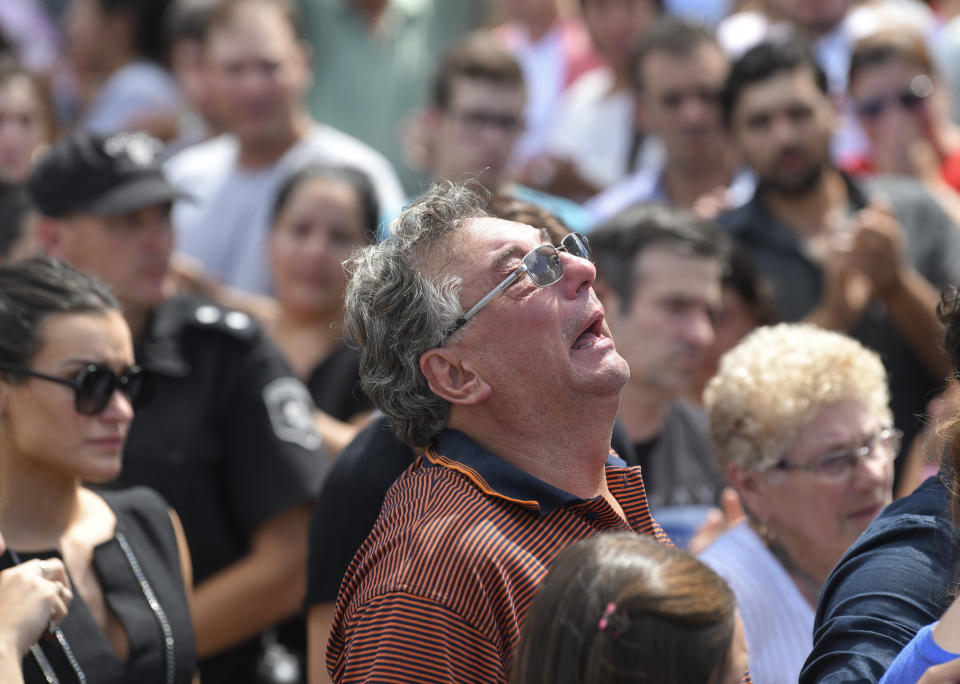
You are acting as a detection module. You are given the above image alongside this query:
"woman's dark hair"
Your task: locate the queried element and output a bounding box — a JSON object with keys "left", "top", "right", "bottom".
{"left": 96, "top": 0, "right": 175, "bottom": 64}
{"left": 937, "top": 287, "right": 960, "bottom": 534}
{"left": 0, "top": 182, "right": 32, "bottom": 260}
{"left": 0, "top": 57, "right": 57, "bottom": 147}
{"left": 271, "top": 164, "right": 380, "bottom": 243}
{"left": 0, "top": 257, "right": 118, "bottom": 373}
{"left": 511, "top": 533, "right": 737, "bottom": 684}
{"left": 724, "top": 245, "right": 779, "bottom": 326}
{"left": 163, "top": 0, "right": 216, "bottom": 48}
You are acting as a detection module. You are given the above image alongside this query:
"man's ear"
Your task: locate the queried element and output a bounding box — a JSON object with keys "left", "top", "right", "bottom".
{"left": 295, "top": 39, "right": 314, "bottom": 92}
{"left": 726, "top": 461, "right": 772, "bottom": 523}
{"left": 420, "top": 347, "right": 491, "bottom": 406}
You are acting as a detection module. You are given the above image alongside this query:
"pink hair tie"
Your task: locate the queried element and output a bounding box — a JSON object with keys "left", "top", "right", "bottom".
{"left": 597, "top": 602, "right": 630, "bottom": 636}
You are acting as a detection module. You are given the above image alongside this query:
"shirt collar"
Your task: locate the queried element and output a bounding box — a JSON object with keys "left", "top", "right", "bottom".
{"left": 424, "top": 429, "right": 625, "bottom": 516}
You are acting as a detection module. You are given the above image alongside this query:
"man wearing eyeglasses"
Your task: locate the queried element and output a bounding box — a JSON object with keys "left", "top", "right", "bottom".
{"left": 326, "top": 181, "right": 668, "bottom": 683}
{"left": 414, "top": 33, "right": 591, "bottom": 235}
{"left": 717, "top": 38, "right": 960, "bottom": 481}
{"left": 27, "top": 130, "right": 329, "bottom": 684}
{"left": 586, "top": 17, "right": 752, "bottom": 224}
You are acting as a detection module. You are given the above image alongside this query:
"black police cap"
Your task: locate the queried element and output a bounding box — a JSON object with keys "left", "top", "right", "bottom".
{"left": 27, "top": 131, "right": 187, "bottom": 218}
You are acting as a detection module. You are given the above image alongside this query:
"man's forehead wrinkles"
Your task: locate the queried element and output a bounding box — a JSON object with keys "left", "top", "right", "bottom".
{"left": 433, "top": 219, "right": 546, "bottom": 279}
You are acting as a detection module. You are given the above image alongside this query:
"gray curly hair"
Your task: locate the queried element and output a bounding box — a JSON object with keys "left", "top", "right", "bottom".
{"left": 343, "top": 181, "right": 488, "bottom": 447}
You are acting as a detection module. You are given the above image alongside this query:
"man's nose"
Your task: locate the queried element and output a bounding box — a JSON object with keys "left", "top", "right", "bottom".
{"left": 683, "top": 309, "right": 716, "bottom": 349}
{"left": 559, "top": 250, "right": 596, "bottom": 299}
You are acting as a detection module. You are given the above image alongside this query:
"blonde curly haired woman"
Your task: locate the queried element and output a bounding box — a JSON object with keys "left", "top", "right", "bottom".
{"left": 700, "top": 323, "right": 897, "bottom": 684}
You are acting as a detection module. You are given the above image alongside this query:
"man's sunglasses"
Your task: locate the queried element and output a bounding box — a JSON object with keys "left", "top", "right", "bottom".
{"left": 0, "top": 363, "right": 152, "bottom": 415}
{"left": 445, "top": 232, "right": 594, "bottom": 338}
{"left": 855, "top": 75, "right": 933, "bottom": 120}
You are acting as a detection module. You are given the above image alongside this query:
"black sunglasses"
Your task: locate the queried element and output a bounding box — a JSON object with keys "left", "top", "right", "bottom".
{"left": 0, "top": 363, "right": 152, "bottom": 415}
{"left": 855, "top": 75, "right": 933, "bottom": 120}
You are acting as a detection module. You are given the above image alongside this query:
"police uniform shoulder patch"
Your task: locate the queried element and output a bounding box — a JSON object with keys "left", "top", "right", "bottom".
{"left": 263, "top": 377, "right": 323, "bottom": 451}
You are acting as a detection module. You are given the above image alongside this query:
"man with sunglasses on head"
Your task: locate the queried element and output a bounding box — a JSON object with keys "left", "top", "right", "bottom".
{"left": 26, "top": 130, "right": 329, "bottom": 684}
{"left": 716, "top": 37, "right": 960, "bottom": 479}
{"left": 326, "top": 181, "right": 668, "bottom": 683}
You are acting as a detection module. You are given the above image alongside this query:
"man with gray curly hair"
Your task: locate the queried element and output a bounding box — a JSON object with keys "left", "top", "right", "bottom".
{"left": 325, "top": 181, "right": 668, "bottom": 683}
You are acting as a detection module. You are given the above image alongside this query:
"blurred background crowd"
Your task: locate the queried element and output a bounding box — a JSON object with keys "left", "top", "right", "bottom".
{"left": 5, "top": 0, "right": 960, "bottom": 682}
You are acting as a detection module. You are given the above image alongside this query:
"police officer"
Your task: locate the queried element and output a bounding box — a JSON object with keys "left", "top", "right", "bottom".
{"left": 28, "top": 131, "right": 329, "bottom": 683}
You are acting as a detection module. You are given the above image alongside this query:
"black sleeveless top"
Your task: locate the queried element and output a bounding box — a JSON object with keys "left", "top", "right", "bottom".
{"left": 305, "top": 343, "right": 373, "bottom": 422}
{"left": 0, "top": 487, "right": 197, "bottom": 684}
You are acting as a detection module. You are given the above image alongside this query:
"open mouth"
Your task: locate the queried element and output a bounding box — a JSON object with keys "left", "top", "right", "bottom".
{"left": 572, "top": 315, "right": 604, "bottom": 350}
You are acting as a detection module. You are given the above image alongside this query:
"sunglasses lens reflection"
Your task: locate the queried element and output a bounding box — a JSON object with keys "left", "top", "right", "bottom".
{"left": 523, "top": 233, "right": 594, "bottom": 287}
{"left": 526, "top": 245, "right": 563, "bottom": 286}
{"left": 74, "top": 367, "right": 150, "bottom": 415}
{"left": 126, "top": 371, "right": 152, "bottom": 410}
{"left": 76, "top": 368, "right": 115, "bottom": 414}
{"left": 858, "top": 87, "right": 930, "bottom": 120}
{"left": 565, "top": 233, "right": 593, "bottom": 262}
{"left": 900, "top": 92, "right": 925, "bottom": 109}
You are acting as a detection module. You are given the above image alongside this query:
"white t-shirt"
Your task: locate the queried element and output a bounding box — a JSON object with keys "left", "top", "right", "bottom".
{"left": 504, "top": 25, "right": 567, "bottom": 165}
{"left": 699, "top": 522, "right": 815, "bottom": 684}
{"left": 166, "top": 124, "right": 405, "bottom": 294}
{"left": 81, "top": 61, "right": 184, "bottom": 135}
{"left": 546, "top": 68, "right": 638, "bottom": 190}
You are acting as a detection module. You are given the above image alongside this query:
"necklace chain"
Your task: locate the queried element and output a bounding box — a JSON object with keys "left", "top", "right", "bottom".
{"left": 116, "top": 531, "right": 176, "bottom": 684}
{"left": 8, "top": 533, "right": 175, "bottom": 684}
{"left": 763, "top": 534, "right": 823, "bottom": 601}
{"left": 7, "top": 549, "right": 84, "bottom": 684}
{"left": 27, "top": 642, "right": 60, "bottom": 684}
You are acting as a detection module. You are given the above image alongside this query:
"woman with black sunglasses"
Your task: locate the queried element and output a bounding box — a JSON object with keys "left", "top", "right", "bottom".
{"left": 0, "top": 257, "right": 197, "bottom": 683}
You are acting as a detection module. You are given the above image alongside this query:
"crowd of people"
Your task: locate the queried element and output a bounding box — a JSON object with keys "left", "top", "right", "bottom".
{"left": 5, "top": 0, "right": 960, "bottom": 682}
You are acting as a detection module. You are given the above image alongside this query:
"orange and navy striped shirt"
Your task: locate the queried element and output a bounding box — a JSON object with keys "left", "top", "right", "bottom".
{"left": 326, "top": 429, "right": 668, "bottom": 683}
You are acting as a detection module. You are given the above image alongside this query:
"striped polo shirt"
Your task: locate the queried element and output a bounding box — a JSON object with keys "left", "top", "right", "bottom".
{"left": 326, "top": 428, "right": 668, "bottom": 683}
